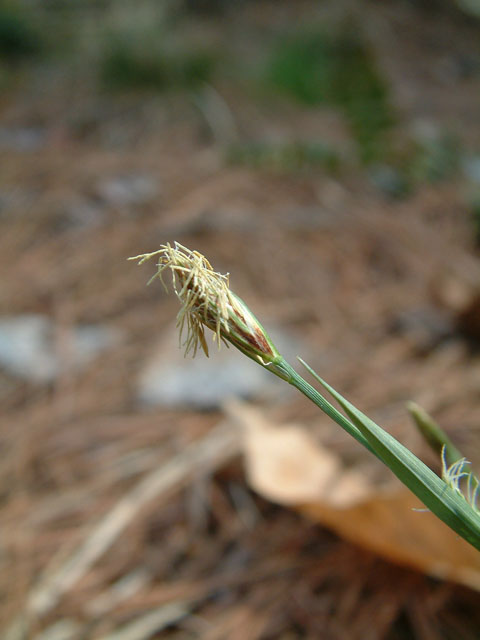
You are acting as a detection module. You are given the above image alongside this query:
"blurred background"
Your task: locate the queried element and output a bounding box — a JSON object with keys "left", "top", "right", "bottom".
{"left": 2, "top": 0, "right": 480, "bottom": 637}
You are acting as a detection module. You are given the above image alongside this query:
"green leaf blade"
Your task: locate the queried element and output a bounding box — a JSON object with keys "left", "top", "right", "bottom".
{"left": 298, "top": 358, "right": 480, "bottom": 551}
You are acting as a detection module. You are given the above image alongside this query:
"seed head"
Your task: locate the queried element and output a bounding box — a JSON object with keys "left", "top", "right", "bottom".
{"left": 129, "top": 242, "right": 281, "bottom": 366}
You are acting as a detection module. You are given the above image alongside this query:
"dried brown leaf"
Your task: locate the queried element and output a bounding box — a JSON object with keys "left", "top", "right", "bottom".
{"left": 226, "top": 400, "right": 480, "bottom": 591}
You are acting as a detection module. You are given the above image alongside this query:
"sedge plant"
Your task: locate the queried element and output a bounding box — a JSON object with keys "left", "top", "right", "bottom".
{"left": 129, "top": 242, "right": 480, "bottom": 551}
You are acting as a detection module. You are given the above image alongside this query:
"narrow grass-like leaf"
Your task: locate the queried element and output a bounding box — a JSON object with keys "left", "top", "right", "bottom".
{"left": 407, "top": 402, "right": 463, "bottom": 465}
{"left": 132, "top": 242, "right": 480, "bottom": 552}
{"left": 299, "top": 358, "right": 480, "bottom": 551}
{"left": 272, "top": 358, "right": 375, "bottom": 456}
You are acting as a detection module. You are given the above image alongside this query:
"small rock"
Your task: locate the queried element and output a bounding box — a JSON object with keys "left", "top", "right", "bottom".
{"left": 72, "top": 324, "right": 121, "bottom": 369}
{"left": 64, "top": 197, "right": 107, "bottom": 231}
{"left": 136, "top": 324, "right": 304, "bottom": 410}
{"left": 369, "top": 165, "right": 409, "bottom": 199}
{"left": 391, "top": 307, "right": 453, "bottom": 352}
{"left": 0, "top": 126, "right": 46, "bottom": 152}
{"left": 463, "top": 155, "right": 480, "bottom": 185}
{"left": 0, "top": 315, "right": 120, "bottom": 383}
{"left": 162, "top": 208, "right": 259, "bottom": 236}
{"left": 96, "top": 174, "right": 158, "bottom": 208}
{"left": 0, "top": 187, "right": 37, "bottom": 217}
{"left": 277, "top": 207, "right": 340, "bottom": 231}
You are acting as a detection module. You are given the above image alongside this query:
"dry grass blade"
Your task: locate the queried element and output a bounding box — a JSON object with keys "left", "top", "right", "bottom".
{"left": 96, "top": 602, "right": 190, "bottom": 640}
{"left": 32, "top": 620, "right": 81, "bottom": 640}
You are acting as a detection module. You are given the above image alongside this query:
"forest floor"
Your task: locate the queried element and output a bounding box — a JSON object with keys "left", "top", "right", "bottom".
{"left": 1, "top": 1, "right": 480, "bottom": 638}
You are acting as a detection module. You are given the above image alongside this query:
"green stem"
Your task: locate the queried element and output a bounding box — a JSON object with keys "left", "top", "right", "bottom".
{"left": 268, "top": 357, "right": 480, "bottom": 551}
{"left": 272, "top": 358, "right": 377, "bottom": 457}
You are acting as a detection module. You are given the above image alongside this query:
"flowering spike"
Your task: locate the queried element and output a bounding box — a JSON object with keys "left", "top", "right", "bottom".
{"left": 441, "top": 446, "right": 480, "bottom": 514}
{"left": 129, "top": 243, "right": 282, "bottom": 368}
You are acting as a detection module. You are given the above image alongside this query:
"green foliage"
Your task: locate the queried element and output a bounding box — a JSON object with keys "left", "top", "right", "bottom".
{"left": 226, "top": 141, "right": 340, "bottom": 173}
{"left": 409, "top": 133, "right": 460, "bottom": 184}
{"left": 470, "top": 193, "right": 480, "bottom": 245}
{"left": 370, "top": 132, "right": 462, "bottom": 199}
{"left": 182, "top": 0, "right": 232, "bottom": 16}
{"left": 0, "top": 2, "right": 41, "bottom": 62}
{"left": 408, "top": 402, "right": 463, "bottom": 466}
{"left": 368, "top": 165, "right": 411, "bottom": 199}
{"left": 101, "top": 35, "right": 214, "bottom": 92}
{"left": 266, "top": 28, "right": 393, "bottom": 164}
{"left": 455, "top": 0, "right": 480, "bottom": 19}
{"left": 292, "top": 358, "right": 480, "bottom": 551}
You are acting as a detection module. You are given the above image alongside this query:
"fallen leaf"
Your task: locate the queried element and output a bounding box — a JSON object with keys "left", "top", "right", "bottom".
{"left": 225, "top": 399, "right": 480, "bottom": 591}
